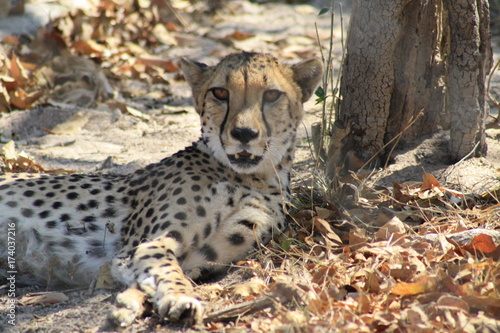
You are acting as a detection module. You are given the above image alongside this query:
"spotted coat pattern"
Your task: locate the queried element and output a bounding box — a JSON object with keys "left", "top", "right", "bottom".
{"left": 0, "top": 52, "right": 323, "bottom": 326}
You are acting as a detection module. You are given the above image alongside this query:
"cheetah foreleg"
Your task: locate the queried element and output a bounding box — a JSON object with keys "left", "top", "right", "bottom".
{"left": 133, "top": 236, "right": 203, "bottom": 325}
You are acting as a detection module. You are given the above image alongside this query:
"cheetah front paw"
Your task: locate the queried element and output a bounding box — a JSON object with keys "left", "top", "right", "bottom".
{"left": 105, "top": 287, "right": 149, "bottom": 329}
{"left": 155, "top": 293, "right": 203, "bottom": 326}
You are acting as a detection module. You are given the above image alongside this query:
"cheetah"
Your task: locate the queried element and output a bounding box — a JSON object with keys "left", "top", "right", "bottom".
{"left": 0, "top": 52, "right": 323, "bottom": 326}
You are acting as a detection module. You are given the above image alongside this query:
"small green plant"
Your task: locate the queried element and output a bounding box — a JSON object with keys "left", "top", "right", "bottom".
{"left": 300, "top": 0, "right": 346, "bottom": 204}
{"left": 313, "top": 0, "right": 345, "bottom": 167}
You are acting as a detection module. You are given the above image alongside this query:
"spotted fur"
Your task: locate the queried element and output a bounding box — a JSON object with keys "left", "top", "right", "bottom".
{"left": 0, "top": 52, "right": 323, "bottom": 326}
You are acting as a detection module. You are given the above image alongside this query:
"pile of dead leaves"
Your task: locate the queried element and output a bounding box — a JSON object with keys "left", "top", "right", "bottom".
{"left": 0, "top": 0, "right": 318, "bottom": 114}
{"left": 0, "top": 140, "right": 71, "bottom": 173}
{"left": 0, "top": 0, "right": 187, "bottom": 113}
{"left": 194, "top": 173, "right": 499, "bottom": 332}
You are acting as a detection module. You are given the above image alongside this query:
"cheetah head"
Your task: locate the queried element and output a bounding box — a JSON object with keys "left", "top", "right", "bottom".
{"left": 181, "top": 52, "right": 323, "bottom": 175}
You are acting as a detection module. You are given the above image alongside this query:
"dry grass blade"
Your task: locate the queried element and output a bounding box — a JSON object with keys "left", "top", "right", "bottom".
{"left": 203, "top": 297, "right": 274, "bottom": 323}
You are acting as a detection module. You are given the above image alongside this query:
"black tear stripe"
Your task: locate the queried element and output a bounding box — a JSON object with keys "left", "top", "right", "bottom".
{"left": 219, "top": 103, "right": 230, "bottom": 150}
{"left": 260, "top": 100, "right": 272, "bottom": 137}
{"left": 219, "top": 76, "right": 231, "bottom": 149}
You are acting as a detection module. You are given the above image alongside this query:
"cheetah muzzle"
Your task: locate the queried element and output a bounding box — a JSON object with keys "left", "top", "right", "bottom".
{"left": 0, "top": 52, "right": 323, "bottom": 327}
{"left": 228, "top": 151, "right": 262, "bottom": 168}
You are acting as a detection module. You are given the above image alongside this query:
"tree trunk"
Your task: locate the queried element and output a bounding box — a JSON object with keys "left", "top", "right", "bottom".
{"left": 326, "top": 0, "right": 491, "bottom": 179}
{"left": 445, "top": 0, "right": 491, "bottom": 162}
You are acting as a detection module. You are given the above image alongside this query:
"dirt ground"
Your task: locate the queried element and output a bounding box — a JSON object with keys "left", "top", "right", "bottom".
{"left": 0, "top": 1, "right": 499, "bottom": 332}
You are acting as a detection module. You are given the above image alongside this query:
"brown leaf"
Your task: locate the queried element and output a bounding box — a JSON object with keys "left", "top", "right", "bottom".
{"left": 364, "top": 271, "right": 381, "bottom": 293}
{"left": 271, "top": 280, "right": 307, "bottom": 304}
{"left": 374, "top": 216, "right": 406, "bottom": 241}
{"left": 226, "top": 30, "right": 255, "bottom": 41}
{"left": 315, "top": 207, "right": 333, "bottom": 220}
{"left": 357, "top": 293, "right": 372, "bottom": 313}
{"left": 10, "top": 54, "right": 29, "bottom": 87}
{"left": 2, "top": 35, "right": 19, "bottom": 45}
{"left": 439, "top": 275, "right": 463, "bottom": 295}
{"left": 387, "top": 268, "right": 414, "bottom": 282}
{"left": 236, "top": 259, "right": 262, "bottom": 270}
{"left": 294, "top": 209, "right": 315, "bottom": 231}
{"left": 312, "top": 217, "right": 342, "bottom": 243}
{"left": 73, "top": 40, "right": 106, "bottom": 55}
{"left": 436, "top": 295, "right": 469, "bottom": 312}
{"left": 421, "top": 173, "right": 440, "bottom": 190}
{"left": 20, "top": 292, "right": 69, "bottom": 306}
{"left": 136, "top": 56, "right": 179, "bottom": 72}
{"left": 466, "top": 234, "right": 498, "bottom": 254}
{"left": 165, "top": 21, "right": 177, "bottom": 32}
{"left": 462, "top": 295, "right": 500, "bottom": 316}
{"left": 345, "top": 150, "right": 365, "bottom": 173}
{"left": 230, "top": 278, "right": 266, "bottom": 299}
{"left": 392, "top": 181, "right": 404, "bottom": 201}
{"left": 310, "top": 265, "right": 336, "bottom": 285}
{"left": 9, "top": 88, "right": 44, "bottom": 109}
{"left": 4, "top": 155, "right": 45, "bottom": 173}
{"left": 0, "top": 83, "right": 10, "bottom": 113}
{"left": 348, "top": 228, "right": 369, "bottom": 250}
{"left": 95, "top": 262, "right": 117, "bottom": 289}
{"left": 391, "top": 275, "right": 437, "bottom": 296}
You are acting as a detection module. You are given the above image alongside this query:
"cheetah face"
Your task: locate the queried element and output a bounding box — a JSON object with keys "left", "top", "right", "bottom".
{"left": 182, "top": 52, "right": 323, "bottom": 174}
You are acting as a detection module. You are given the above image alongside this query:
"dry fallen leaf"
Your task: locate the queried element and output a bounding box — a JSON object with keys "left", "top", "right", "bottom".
{"left": 348, "top": 228, "right": 370, "bottom": 251}
{"left": 9, "top": 88, "right": 44, "bottom": 109}
{"left": 391, "top": 275, "right": 438, "bottom": 296}
{"left": 374, "top": 216, "right": 406, "bottom": 241}
{"left": 20, "top": 292, "right": 69, "bottom": 306}
{"left": 1, "top": 140, "right": 17, "bottom": 160}
{"left": 436, "top": 295, "right": 469, "bottom": 312}
{"left": 2, "top": 35, "right": 19, "bottom": 45}
{"left": 462, "top": 295, "right": 500, "bottom": 317}
{"left": 312, "top": 217, "right": 342, "bottom": 242}
{"left": 9, "top": 54, "right": 29, "bottom": 87}
{"left": 73, "top": 40, "right": 106, "bottom": 55}
{"left": 2, "top": 141, "right": 45, "bottom": 173}
{"left": 48, "top": 111, "right": 90, "bottom": 135}
{"left": 95, "top": 262, "right": 117, "bottom": 289}
{"left": 152, "top": 23, "right": 178, "bottom": 45}
{"left": 421, "top": 173, "right": 440, "bottom": 190}
{"left": 229, "top": 278, "right": 266, "bottom": 299}
{"left": 226, "top": 30, "right": 255, "bottom": 41}
{"left": 315, "top": 207, "right": 333, "bottom": 219}
{"left": 236, "top": 259, "right": 262, "bottom": 270}
{"left": 466, "top": 234, "right": 498, "bottom": 254}
{"left": 136, "top": 56, "right": 179, "bottom": 72}
{"left": 0, "top": 81, "right": 11, "bottom": 113}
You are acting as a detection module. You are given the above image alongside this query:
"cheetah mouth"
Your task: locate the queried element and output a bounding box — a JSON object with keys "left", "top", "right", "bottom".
{"left": 227, "top": 151, "right": 262, "bottom": 167}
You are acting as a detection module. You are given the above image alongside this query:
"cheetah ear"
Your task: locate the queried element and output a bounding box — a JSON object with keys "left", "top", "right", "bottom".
{"left": 180, "top": 58, "right": 210, "bottom": 90}
{"left": 291, "top": 58, "right": 324, "bottom": 103}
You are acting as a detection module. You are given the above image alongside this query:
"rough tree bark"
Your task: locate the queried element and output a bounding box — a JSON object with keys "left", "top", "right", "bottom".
{"left": 446, "top": 0, "right": 491, "bottom": 162}
{"left": 326, "top": 0, "right": 491, "bottom": 179}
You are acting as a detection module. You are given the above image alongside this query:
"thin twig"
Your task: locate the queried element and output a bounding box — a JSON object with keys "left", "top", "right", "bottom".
{"left": 203, "top": 297, "right": 275, "bottom": 323}
{"left": 158, "top": 0, "right": 190, "bottom": 31}
{"left": 486, "top": 59, "right": 500, "bottom": 107}
{"left": 486, "top": 59, "right": 500, "bottom": 124}
{"left": 443, "top": 140, "right": 481, "bottom": 182}
{"left": 359, "top": 110, "right": 424, "bottom": 171}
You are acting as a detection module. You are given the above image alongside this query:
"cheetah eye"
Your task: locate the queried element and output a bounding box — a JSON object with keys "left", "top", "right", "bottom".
{"left": 263, "top": 89, "right": 282, "bottom": 103}
{"left": 211, "top": 88, "right": 229, "bottom": 101}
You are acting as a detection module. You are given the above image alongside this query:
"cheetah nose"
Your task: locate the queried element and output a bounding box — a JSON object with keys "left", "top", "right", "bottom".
{"left": 230, "top": 127, "right": 259, "bottom": 144}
